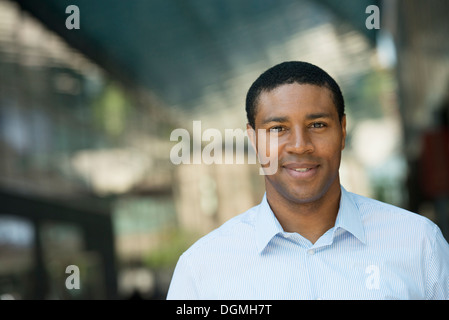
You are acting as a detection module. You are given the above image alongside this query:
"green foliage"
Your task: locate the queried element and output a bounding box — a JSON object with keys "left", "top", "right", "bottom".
{"left": 92, "top": 82, "right": 133, "bottom": 137}
{"left": 143, "top": 229, "right": 199, "bottom": 270}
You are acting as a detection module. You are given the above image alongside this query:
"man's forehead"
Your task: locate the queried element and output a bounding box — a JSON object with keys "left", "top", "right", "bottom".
{"left": 256, "top": 84, "right": 338, "bottom": 118}
{"left": 259, "top": 82, "right": 334, "bottom": 101}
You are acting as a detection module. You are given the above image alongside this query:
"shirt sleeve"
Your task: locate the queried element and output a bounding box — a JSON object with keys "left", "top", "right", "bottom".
{"left": 426, "top": 224, "right": 449, "bottom": 300}
{"left": 166, "top": 253, "right": 199, "bottom": 300}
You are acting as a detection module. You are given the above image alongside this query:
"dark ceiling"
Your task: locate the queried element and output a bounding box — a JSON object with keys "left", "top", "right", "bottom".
{"left": 13, "top": 0, "right": 380, "bottom": 112}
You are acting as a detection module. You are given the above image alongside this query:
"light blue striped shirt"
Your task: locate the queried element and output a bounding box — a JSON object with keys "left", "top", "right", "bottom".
{"left": 167, "top": 186, "right": 449, "bottom": 300}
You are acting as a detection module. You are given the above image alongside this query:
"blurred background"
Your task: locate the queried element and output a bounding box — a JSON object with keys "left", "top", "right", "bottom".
{"left": 0, "top": 0, "right": 448, "bottom": 300}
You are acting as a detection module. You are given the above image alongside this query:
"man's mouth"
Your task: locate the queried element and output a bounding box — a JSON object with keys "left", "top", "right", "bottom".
{"left": 294, "top": 168, "right": 313, "bottom": 172}
{"left": 282, "top": 163, "right": 320, "bottom": 179}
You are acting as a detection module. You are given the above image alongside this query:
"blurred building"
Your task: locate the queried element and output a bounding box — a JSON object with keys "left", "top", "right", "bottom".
{"left": 0, "top": 0, "right": 177, "bottom": 299}
{"left": 1, "top": 0, "right": 447, "bottom": 300}
{"left": 381, "top": 0, "right": 449, "bottom": 238}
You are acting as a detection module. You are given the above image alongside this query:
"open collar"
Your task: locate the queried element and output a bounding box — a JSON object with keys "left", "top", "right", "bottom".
{"left": 334, "top": 186, "right": 366, "bottom": 245}
{"left": 255, "top": 186, "right": 366, "bottom": 253}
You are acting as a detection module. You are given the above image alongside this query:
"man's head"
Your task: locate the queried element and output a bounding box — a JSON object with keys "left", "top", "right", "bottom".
{"left": 246, "top": 61, "right": 345, "bottom": 129}
{"left": 245, "top": 61, "right": 347, "bottom": 205}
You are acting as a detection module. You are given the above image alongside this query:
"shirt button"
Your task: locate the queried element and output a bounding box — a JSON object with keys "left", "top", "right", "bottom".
{"left": 307, "top": 249, "right": 315, "bottom": 255}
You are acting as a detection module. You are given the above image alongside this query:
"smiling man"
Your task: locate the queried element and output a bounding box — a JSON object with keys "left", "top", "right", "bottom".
{"left": 167, "top": 61, "right": 449, "bottom": 300}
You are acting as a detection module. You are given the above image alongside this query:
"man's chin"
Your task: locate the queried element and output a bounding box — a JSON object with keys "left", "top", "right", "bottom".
{"left": 285, "top": 191, "right": 324, "bottom": 205}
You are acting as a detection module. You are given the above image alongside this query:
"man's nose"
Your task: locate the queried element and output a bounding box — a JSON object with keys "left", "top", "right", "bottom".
{"left": 284, "top": 126, "right": 314, "bottom": 154}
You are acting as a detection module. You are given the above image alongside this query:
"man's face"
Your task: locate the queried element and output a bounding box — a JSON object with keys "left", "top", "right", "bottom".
{"left": 248, "top": 83, "right": 346, "bottom": 205}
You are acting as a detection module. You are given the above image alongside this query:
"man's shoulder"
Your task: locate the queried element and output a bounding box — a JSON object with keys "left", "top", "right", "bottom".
{"left": 349, "top": 190, "right": 437, "bottom": 232}
{"left": 179, "top": 202, "right": 260, "bottom": 259}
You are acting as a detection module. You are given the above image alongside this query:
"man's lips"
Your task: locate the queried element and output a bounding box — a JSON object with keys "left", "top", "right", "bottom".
{"left": 282, "top": 162, "right": 320, "bottom": 178}
{"left": 282, "top": 162, "right": 320, "bottom": 170}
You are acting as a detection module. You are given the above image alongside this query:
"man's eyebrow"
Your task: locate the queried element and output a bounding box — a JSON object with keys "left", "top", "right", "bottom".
{"left": 306, "top": 112, "right": 332, "bottom": 120}
{"left": 261, "top": 113, "right": 333, "bottom": 125}
{"left": 261, "top": 116, "right": 289, "bottom": 125}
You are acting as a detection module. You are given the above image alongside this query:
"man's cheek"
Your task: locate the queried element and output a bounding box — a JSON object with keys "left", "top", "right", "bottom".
{"left": 257, "top": 130, "right": 279, "bottom": 175}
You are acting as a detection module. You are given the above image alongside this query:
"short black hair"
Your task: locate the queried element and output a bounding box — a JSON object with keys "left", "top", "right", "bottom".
{"left": 245, "top": 61, "right": 345, "bottom": 128}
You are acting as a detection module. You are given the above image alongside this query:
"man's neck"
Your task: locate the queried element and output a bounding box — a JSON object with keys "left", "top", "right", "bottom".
{"left": 266, "top": 182, "right": 341, "bottom": 244}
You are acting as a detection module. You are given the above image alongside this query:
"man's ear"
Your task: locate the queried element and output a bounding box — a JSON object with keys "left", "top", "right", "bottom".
{"left": 341, "top": 115, "right": 347, "bottom": 150}
{"left": 246, "top": 123, "right": 257, "bottom": 154}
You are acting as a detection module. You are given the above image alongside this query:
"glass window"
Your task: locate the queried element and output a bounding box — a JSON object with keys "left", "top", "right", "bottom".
{"left": 0, "top": 215, "right": 35, "bottom": 300}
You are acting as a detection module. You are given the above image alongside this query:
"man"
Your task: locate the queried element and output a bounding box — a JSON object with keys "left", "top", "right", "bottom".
{"left": 167, "top": 61, "right": 449, "bottom": 299}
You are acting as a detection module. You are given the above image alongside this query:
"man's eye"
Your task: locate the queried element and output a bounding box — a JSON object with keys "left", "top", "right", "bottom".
{"left": 269, "top": 126, "right": 284, "bottom": 133}
{"left": 311, "top": 122, "right": 326, "bottom": 129}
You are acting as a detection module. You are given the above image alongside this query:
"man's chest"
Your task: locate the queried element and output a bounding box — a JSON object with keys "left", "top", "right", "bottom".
{"left": 197, "top": 242, "right": 426, "bottom": 299}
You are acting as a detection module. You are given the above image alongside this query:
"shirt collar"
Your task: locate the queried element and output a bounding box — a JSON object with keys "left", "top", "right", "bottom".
{"left": 255, "top": 193, "right": 285, "bottom": 253}
{"left": 335, "top": 186, "right": 366, "bottom": 245}
{"left": 255, "top": 185, "right": 366, "bottom": 253}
